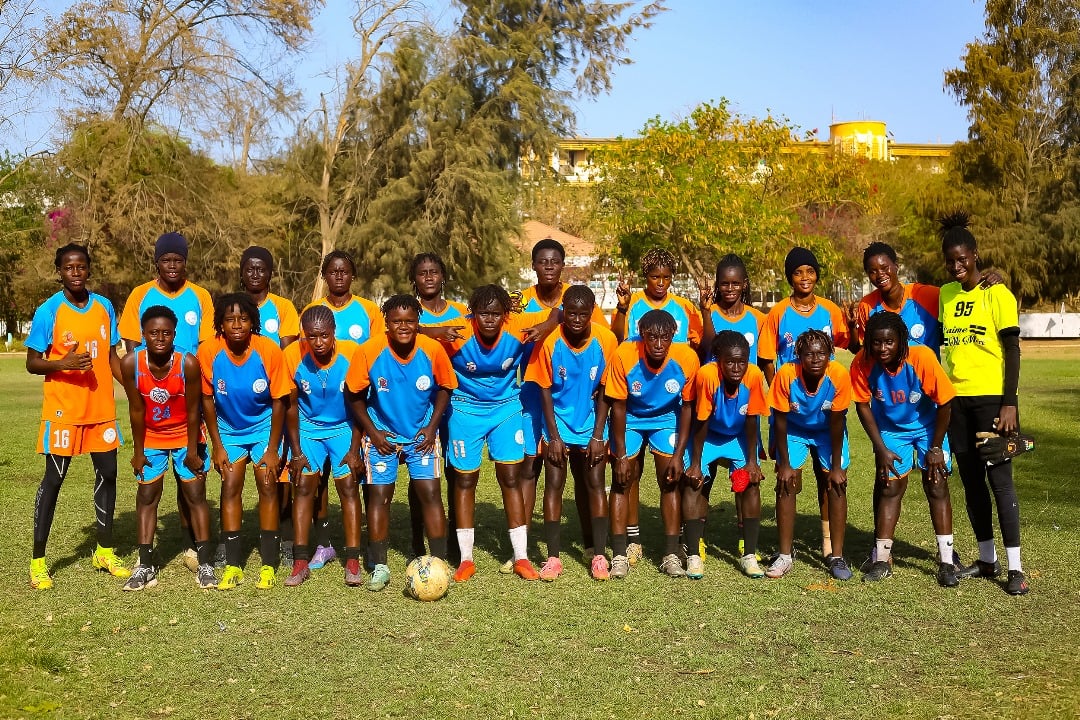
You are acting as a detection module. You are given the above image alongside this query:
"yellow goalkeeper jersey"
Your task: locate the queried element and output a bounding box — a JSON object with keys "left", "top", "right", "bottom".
{"left": 939, "top": 282, "right": 1019, "bottom": 396}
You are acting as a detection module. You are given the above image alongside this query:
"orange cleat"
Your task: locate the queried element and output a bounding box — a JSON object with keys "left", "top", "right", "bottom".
{"left": 513, "top": 559, "right": 540, "bottom": 581}
{"left": 453, "top": 559, "right": 476, "bottom": 583}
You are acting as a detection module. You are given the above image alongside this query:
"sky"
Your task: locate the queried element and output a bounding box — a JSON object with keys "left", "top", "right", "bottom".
{"left": 9, "top": 0, "right": 988, "bottom": 153}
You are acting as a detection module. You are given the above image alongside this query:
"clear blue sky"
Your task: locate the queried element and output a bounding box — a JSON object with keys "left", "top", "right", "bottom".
{"left": 12, "top": 0, "right": 988, "bottom": 152}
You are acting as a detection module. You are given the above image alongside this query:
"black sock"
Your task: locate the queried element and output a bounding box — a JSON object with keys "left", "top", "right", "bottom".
{"left": 664, "top": 534, "right": 680, "bottom": 556}
{"left": 314, "top": 517, "right": 331, "bottom": 548}
{"left": 627, "top": 524, "right": 640, "bottom": 544}
{"left": 33, "top": 455, "right": 70, "bottom": 558}
{"left": 224, "top": 532, "right": 242, "bottom": 567}
{"left": 293, "top": 544, "right": 311, "bottom": 562}
{"left": 683, "top": 519, "right": 705, "bottom": 557}
{"left": 590, "top": 516, "right": 608, "bottom": 556}
{"left": 91, "top": 451, "right": 118, "bottom": 548}
{"left": 195, "top": 541, "right": 211, "bottom": 566}
{"left": 612, "top": 533, "right": 628, "bottom": 557}
{"left": 369, "top": 539, "right": 388, "bottom": 565}
{"left": 743, "top": 518, "right": 760, "bottom": 556}
{"left": 544, "top": 520, "right": 561, "bottom": 558}
{"left": 259, "top": 530, "right": 280, "bottom": 567}
{"left": 343, "top": 546, "right": 361, "bottom": 561}
{"left": 138, "top": 543, "right": 154, "bottom": 567}
{"left": 429, "top": 535, "right": 448, "bottom": 560}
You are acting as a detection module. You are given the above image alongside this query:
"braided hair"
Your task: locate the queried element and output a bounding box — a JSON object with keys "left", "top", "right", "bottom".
{"left": 382, "top": 294, "right": 422, "bottom": 318}
{"left": 562, "top": 284, "right": 595, "bottom": 309}
{"left": 794, "top": 328, "right": 833, "bottom": 360}
{"left": 468, "top": 284, "right": 513, "bottom": 314}
{"left": 710, "top": 329, "right": 750, "bottom": 363}
{"left": 713, "top": 253, "right": 751, "bottom": 306}
{"left": 214, "top": 292, "right": 261, "bottom": 336}
{"left": 863, "top": 311, "right": 909, "bottom": 364}
{"left": 641, "top": 248, "right": 677, "bottom": 276}
{"left": 300, "top": 304, "right": 337, "bottom": 333}
{"left": 637, "top": 309, "right": 677, "bottom": 338}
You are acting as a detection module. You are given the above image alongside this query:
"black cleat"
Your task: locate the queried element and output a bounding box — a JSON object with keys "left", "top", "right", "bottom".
{"left": 1005, "top": 570, "right": 1030, "bottom": 595}
{"left": 936, "top": 562, "right": 959, "bottom": 588}
{"left": 957, "top": 559, "right": 1002, "bottom": 580}
{"left": 862, "top": 560, "right": 893, "bottom": 582}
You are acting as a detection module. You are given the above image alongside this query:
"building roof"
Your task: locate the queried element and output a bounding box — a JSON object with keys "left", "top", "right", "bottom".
{"left": 516, "top": 220, "right": 596, "bottom": 258}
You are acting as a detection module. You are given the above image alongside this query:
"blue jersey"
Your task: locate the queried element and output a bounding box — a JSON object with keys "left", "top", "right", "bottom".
{"left": 419, "top": 299, "right": 467, "bottom": 327}
{"left": 347, "top": 335, "right": 458, "bottom": 439}
{"left": 284, "top": 340, "right": 358, "bottom": 439}
{"left": 851, "top": 344, "right": 957, "bottom": 434}
{"left": 694, "top": 363, "right": 770, "bottom": 436}
{"left": 197, "top": 335, "right": 290, "bottom": 437}
{"left": 605, "top": 341, "right": 699, "bottom": 429}
{"left": 621, "top": 291, "right": 702, "bottom": 345}
{"left": 443, "top": 313, "right": 546, "bottom": 411}
{"left": 257, "top": 294, "right": 300, "bottom": 346}
{"left": 524, "top": 325, "right": 619, "bottom": 438}
{"left": 759, "top": 298, "right": 850, "bottom": 367}
{"left": 856, "top": 284, "right": 942, "bottom": 355}
{"left": 707, "top": 305, "right": 765, "bottom": 364}
{"left": 119, "top": 280, "right": 214, "bottom": 354}
{"left": 302, "top": 295, "right": 385, "bottom": 343}
{"left": 768, "top": 361, "right": 852, "bottom": 435}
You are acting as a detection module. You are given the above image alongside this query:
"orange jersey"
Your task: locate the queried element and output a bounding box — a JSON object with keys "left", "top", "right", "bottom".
{"left": 27, "top": 291, "right": 119, "bottom": 425}
{"left": 855, "top": 283, "right": 942, "bottom": 351}
{"left": 135, "top": 349, "right": 199, "bottom": 449}
{"left": 694, "top": 363, "right": 769, "bottom": 427}
{"left": 604, "top": 341, "right": 699, "bottom": 419}
{"left": 419, "top": 299, "right": 469, "bottom": 327}
{"left": 301, "top": 295, "right": 385, "bottom": 344}
{"left": 758, "top": 296, "right": 850, "bottom": 365}
{"left": 768, "top": 360, "right": 852, "bottom": 435}
{"left": 850, "top": 344, "right": 956, "bottom": 434}
{"left": 119, "top": 279, "right": 215, "bottom": 353}
{"left": 615, "top": 291, "right": 703, "bottom": 346}
{"left": 258, "top": 293, "right": 301, "bottom": 345}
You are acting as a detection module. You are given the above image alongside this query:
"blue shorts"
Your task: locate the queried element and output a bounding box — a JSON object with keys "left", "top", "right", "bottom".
{"left": 447, "top": 402, "right": 524, "bottom": 472}
{"left": 881, "top": 429, "right": 953, "bottom": 477}
{"left": 139, "top": 445, "right": 210, "bottom": 483}
{"left": 782, "top": 429, "right": 850, "bottom": 471}
{"left": 364, "top": 434, "right": 442, "bottom": 485}
{"left": 623, "top": 425, "right": 690, "bottom": 467}
{"left": 298, "top": 428, "right": 353, "bottom": 480}
{"left": 520, "top": 384, "right": 543, "bottom": 456}
{"left": 701, "top": 433, "right": 750, "bottom": 475}
{"left": 541, "top": 414, "right": 605, "bottom": 448}
{"left": 220, "top": 430, "right": 280, "bottom": 465}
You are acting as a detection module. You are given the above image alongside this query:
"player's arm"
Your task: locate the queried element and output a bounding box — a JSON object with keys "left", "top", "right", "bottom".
{"left": 119, "top": 352, "right": 149, "bottom": 477}
{"left": 612, "top": 279, "right": 630, "bottom": 342}
{"left": 257, "top": 396, "right": 286, "bottom": 478}
{"left": 772, "top": 410, "right": 796, "bottom": 484}
{"left": 698, "top": 307, "right": 716, "bottom": 363}
{"left": 26, "top": 346, "right": 92, "bottom": 375}
{"left": 539, "top": 386, "right": 566, "bottom": 468}
{"left": 587, "top": 391, "right": 610, "bottom": 467}
{"left": 285, "top": 388, "right": 308, "bottom": 479}
{"left": 998, "top": 328, "right": 1021, "bottom": 433}
{"left": 608, "top": 396, "right": 630, "bottom": 489}
{"left": 419, "top": 324, "right": 465, "bottom": 342}
{"left": 743, "top": 414, "right": 764, "bottom": 485}
{"left": 181, "top": 354, "right": 205, "bottom": 477}
{"left": 668, "top": 400, "right": 693, "bottom": 484}
{"left": 926, "top": 399, "right": 952, "bottom": 484}
{"left": 855, "top": 401, "right": 900, "bottom": 481}
{"left": 759, "top": 358, "right": 775, "bottom": 386}
{"left": 520, "top": 308, "right": 561, "bottom": 344}
{"left": 201, "top": 393, "right": 230, "bottom": 473}
{"left": 827, "top": 409, "right": 848, "bottom": 488}
{"left": 416, "top": 387, "right": 450, "bottom": 455}
{"left": 685, "top": 415, "right": 709, "bottom": 490}
{"left": 346, "top": 387, "right": 394, "bottom": 455}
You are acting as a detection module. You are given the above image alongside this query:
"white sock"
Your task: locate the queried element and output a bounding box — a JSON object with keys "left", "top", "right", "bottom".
{"left": 875, "top": 538, "right": 893, "bottom": 563}
{"left": 978, "top": 539, "right": 997, "bottom": 564}
{"left": 509, "top": 525, "right": 528, "bottom": 561}
{"left": 1005, "top": 546, "right": 1022, "bottom": 572}
{"left": 778, "top": 553, "right": 792, "bottom": 564}
{"left": 936, "top": 534, "right": 955, "bottom": 564}
{"left": 456, "top": 528, "right": 475, "bottom": 562}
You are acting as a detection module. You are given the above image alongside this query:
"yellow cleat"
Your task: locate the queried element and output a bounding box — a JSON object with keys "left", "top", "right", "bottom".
{"left": 217, "top": 565, "right": 244, "bottom": 590}
{"left": 30, "top": 558, "right": 53, "bottom": 590}
{"left": 92, "top": 546, "right": 131, "bottom": 579}
{"left": 626, "top": 542, "right": 643, "bottom": 566}
{"left": 255, "top": 565, "right": 276, "bottom": 590}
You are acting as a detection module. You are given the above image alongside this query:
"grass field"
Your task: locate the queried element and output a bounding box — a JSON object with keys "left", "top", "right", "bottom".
{"left": 1, "top": 345, "right": 1079, "bottom": 720}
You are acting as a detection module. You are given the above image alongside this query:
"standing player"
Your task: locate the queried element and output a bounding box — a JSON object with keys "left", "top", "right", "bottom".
{"left": 300, "top": 250, "right": 385, "bottom": 570}
{"left": 766, "top": 329, "right": 852, "bottom": 581}
{"left": 119, "top": 232, "right": 215, "bottom": 571}
{"left": 439, "top": 285, "right": 555, "bottom": 582}
{"left": 524, "top": 285, "right": 618, "bottom": 581}
{"left": 282, "top": 306, "right": 364, "bottom": 587}
{"left": 347, "top": 295, "right": 457, "bottom": 591}
{"left": 683, "top": 331, "right": 769, "bottom": 579}
{"left": 848, "top": 243, "right": 941, "bottom": 355}
{"left": 605, "top": 309, "right": 699, "bottom": 579}
{"left": 119, "top": 306, "right": 215, "bottom": 590}
{"left": 199, "top": 293, "right": 291, "bottom": 590}
{"left": 938, "top": 213, "right": 1029, "bottom": 595}
{"left": 27, "top": 244, "right": 129, "bottom": 588}
{"left": 851, "top": 312, "right": 959, "bottom": 587}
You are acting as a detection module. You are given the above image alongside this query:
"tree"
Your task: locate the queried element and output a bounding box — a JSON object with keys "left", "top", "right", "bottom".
{"left": 0, "top": 0, "right": 44, "bottom": 147}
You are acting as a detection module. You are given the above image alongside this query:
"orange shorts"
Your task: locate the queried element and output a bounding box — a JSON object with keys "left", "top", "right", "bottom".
{"left": 37, "top": 420, "right": 122, "bottom": 456}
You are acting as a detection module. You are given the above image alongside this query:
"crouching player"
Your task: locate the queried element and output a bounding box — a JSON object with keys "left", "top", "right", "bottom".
{"left": 347, "top": 295, "right": 457, "bottom": 591}
{"left": 852, "top": 311, "right": 960, "bottom": 586}
{"left": 606, "top": 309, "right": 699, "bottom": 578}
{"left": 282, "top": 306, "right": 364, "bottom": 587}
{"left": 767, "top": 329, "right": 852, "bottom": 580}
{"left": 120, "top": 306, "right": 215, "bottom": 589}
{"left": 683, "top": 331, "right": 769, "bottom": 579}
{"left": 524, "top": 285, "right": 618, "bottom": 580}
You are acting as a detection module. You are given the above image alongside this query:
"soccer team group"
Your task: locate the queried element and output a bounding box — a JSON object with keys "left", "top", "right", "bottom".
{"left": 26, "top": 212, "right": 1031, "bottom": 596}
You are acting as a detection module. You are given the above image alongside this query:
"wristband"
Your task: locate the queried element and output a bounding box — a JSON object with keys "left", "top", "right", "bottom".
{"left": 615, "top": 307, "right": 627, "bottom": 314}
{"left": 591, "top": 436, "right": 604, "bottom": 443}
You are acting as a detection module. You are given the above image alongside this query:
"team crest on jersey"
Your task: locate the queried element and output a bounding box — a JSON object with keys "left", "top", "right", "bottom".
{"left": 822, "top": 400, "right": 833, "bottom": 410}
{"left": 739, "top": 403, "right": 749, "bottom": 416}
{"left": 99, "top": 324, "right": 107, "bottom": 340}
{"left": 501, "top": 357, "right": 515, "bottom": 371}
{"left": 377, "top": 377, "right": 389, "bottom": 392}
{"left": 415, "top": 375, "right": 431, "bottom": 391}
{"left": 822, "top": 324, "right": 832, "bottom": 336}
{"left": 55, "top": 409, "right": 63, "bottom": 418}
{"left": 185, "top": 310, "right": 198, "bottom": 326}
{"left": 149, "top": 387, "right": 170, "bottom": 404}
{"left": 875, "top": 389, "right": 885, "bottom": 400}
{"left": 216, "top": 378, "right": 227, "bottom": 394}
{"left": 630, "top": 380, "right": 643, "bottom": 395}
{"left": 349, "top": 324, "right": 363, "bottom": 340}
{"left": 910, "top": 323, "right": 925, "bottom": 339}
{"left": 465, "top": 361, "right": 477, "bottom": 372}
{"left": 589, "top": 366, "right": 598, "bottom": 381}
{"left": 745, "top": 332, "right": 755, "bottom": 346}
{"left": 265, "top": 318, "right": 279, "bottom": 334}
{"left": 783, "top": 332, "right": 793, "bottom": 346}
{"left": 664, "top": 379, "right": 680, "bottom": 394}
{"left": 300, "top": 379, "right": 311, "bottom": 394}
{"left": 791, "top": 401, "right": 800, "bottom": 412}
{"left": 557, "top": 366, "right": 567, "bottom": 379}
{"left": 252, "top": 378, "right": 268, "bottom": 394}
{"left": 909, "top": 391, "right": 923, "bottom": 404}
{"left": 102, "top": 427, "right": 117, "bottom": 443}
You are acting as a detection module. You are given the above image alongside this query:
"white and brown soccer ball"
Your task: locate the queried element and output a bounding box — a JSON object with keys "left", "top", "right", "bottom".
{"left": 404, "top": 555, "right": 451, "bottom": 602}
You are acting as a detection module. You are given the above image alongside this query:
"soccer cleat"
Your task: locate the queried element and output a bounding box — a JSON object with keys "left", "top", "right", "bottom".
{"left": 213, "top": 543, "right": 227, "bottom": 569}
{"left": 309, "top": 545, "right": 337, "bottom": 570}
{"left": 123, "top": 564, "right": 158, "bottom": 591}
{"left": 453, "top": 560, "right": 476, "bottom": 583}
{"left": 196, "top": 564, "right": 217, "bottom": 589}
{"left": 765, "top": 554, "right": 793, "bottom": 579}
{"left": 686, "top": 555, "right": 704, "bottom": 580}
{"left": 217, "top": 565, "right": 244, "bottom": 590}
{"left": 181, "top": 548, "right": 200, "bottom": 573}
{"left": 513, "top": 559, "right": 540, "bottom": 581}
{"left": 698, "top": 538, "right": 707, "bottom": 565}
{"left": 256, "top": 565, "right": 276, "bottom": 590}
{"left": 366, "top": 564, "right": 391, "bottom": 592}
{"left": 92, "top": 546, "right": 131, "bottom": 579}
{"left": 862, "top": 560, "right": 893, "bottom": 582}
{"left": 539, "top": 557, "right": 563, "bottom": 582}
{"left": 739, "top": 554, "right": 765, "bottom": 579}
{"left": 344, "top": 559, "right": 364, "bottom": 587}
{"left": 659, "top": 553, "right": 687, "bottom": 578}
{"left": 29, "top": 558, "right": 53, "bottom": 590}
{"left": 1005, "top": 570, "right": 1030, "bottom": 595}
{"left": 610, "top": 555, "right": 630, "bottom": 579}
{"left": 957, "top": 559, "right": 1002, "bottom": 580}
{"left": 590, "top": 554, "right": 610, "bottom": 580}
{"left": 499, "top": 558, "right": 515, "bottom": 574}
{"left": 937, "top": 562, "right": 959, "bottom": 588}
{"left": 827, "top": 555, "right": 853, "bottom": 581}
{"left": 626, "top": 542, "right": 643, "bottom": 566}
{"left": 283, "top": 562, "right": 310, "bottom": 588}
{"left": 859, "top": 552, "right": 876, "bottom": 574}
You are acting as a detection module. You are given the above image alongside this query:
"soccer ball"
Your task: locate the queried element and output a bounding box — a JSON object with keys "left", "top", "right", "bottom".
{"left": 404, "top": 555, "right": 451, "bottom": 602}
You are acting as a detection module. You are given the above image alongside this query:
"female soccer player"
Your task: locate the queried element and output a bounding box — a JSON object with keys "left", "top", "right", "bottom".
{"left": 851, "top": 311, "right": 960, "bottom": 587}
{"left": 767, "top": 329, "right": 852, "bottom": 581}
{"left": 524, "top": 285, "right": 618, "bottom": 581}
{"left": 938, "top": 212, "right": 1029, "bottom": 595}
{"left": 120, "top": 306, "right": 215, "bottom": 590}
{"left": 848, "top": 242, "right": 942, "bottom": 355}
{"left": 605, "top": 309, "right": 699, "bottom": 579}
{"left": 198, "top": 293, "right": 291, "bottom": 590}
{"left": 347, "top": 295, "right": 457, "bottom": 591}
{"left": 240, "top": 246, "right": 300, "bottom": 348}
{"left": 683, "top": 331, "right": 769, "bottom": 579}
{"left": 300, "top": 250, "right": 385, "bottom": 570}
{"left": 439, "top": 285, "right": 554, "bottom": 582}
{"left": 27, "top": 244, "right": 129, "bottom": 588}
{"left": 282, "top": 306, "right": 364, "bottom": 587}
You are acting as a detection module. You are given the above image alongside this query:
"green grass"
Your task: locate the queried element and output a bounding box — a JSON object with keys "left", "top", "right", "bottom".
{"left": 1, "top": 352, "right": 1079, "bottom": 720}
